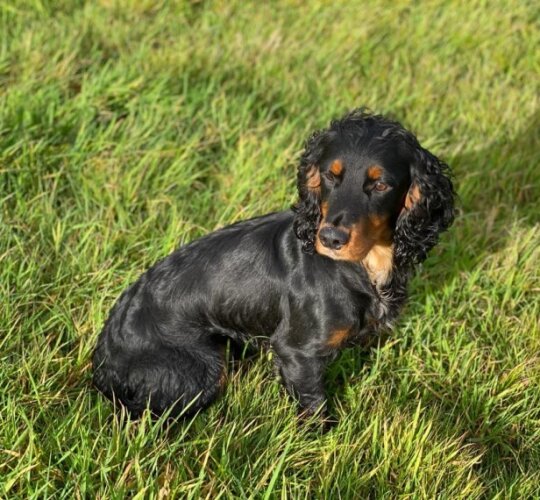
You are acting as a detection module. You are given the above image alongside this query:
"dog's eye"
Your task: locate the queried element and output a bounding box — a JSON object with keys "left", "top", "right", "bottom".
{"left": 374, "top": 181, "right": 389, "bottom": 192}
{"left": 322, "top": 172, "right": 335, "bottom": 183}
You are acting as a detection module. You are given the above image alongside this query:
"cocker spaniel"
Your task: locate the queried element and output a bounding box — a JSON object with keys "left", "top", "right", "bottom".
{"left": 93, "top": 109, "right": 455, "bottom": 419}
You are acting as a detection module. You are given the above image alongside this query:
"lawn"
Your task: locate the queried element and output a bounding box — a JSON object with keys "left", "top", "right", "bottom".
{"left": 1, "top": 0, "right": 539, "bottom": 497}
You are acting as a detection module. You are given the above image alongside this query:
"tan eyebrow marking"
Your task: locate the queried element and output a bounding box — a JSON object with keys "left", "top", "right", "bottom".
{"left": 329, "top": 159, "right": 343, "bottom": 176}
{"left": 367, "top": 165, "right": 383, "bottom": 180}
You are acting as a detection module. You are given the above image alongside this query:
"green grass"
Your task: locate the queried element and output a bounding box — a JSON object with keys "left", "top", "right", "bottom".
{"left": 1, "top": 0, "right": 539, "bottom": 497}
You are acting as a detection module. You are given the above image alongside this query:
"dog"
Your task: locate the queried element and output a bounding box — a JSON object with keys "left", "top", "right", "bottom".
{"left": 92, "top": 109, "right": 455, "bottom": 419}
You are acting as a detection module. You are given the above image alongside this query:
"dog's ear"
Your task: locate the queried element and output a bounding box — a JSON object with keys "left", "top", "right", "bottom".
{"left": 293, "top": 163, "right": 321, "bottom": 254}
{"left": 394, "top": 145, "right": 455, "bottom": 267}
{"left": 293, "top": 130, "right": 335, "bottom": 254}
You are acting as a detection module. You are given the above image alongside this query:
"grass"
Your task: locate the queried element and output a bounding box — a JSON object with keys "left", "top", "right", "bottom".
{"left": 1, "top": 0, "right": 539, "bottom": 497}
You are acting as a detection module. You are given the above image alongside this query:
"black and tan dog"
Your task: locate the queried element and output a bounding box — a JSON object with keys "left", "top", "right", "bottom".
{"left": 93, "top": 109, "right": 455, "bottom": 419}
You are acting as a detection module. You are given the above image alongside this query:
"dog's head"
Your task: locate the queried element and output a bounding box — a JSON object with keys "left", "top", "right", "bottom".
{"left": 293, "top": 109, "right": 455, "bottom": 282}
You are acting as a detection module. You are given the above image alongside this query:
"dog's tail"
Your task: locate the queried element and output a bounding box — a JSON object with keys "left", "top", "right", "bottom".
{"left": 92, "top": 342, "right": 225, "bottom": 419}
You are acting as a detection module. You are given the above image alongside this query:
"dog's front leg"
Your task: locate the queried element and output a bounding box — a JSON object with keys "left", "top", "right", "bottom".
{"left": 271, "top": 337, "right": 328, "bottom": 417}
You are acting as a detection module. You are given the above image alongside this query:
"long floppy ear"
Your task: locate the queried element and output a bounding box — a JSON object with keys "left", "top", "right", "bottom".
{"left": 394, "top": 146, "right": 455, "bottom": 267}
{"left": 292, "top": 130, "right": 334, "bottom": 254}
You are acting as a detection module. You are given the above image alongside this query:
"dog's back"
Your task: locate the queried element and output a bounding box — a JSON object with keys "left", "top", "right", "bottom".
{"left": 92, "top": 211, "right": 294, "bottom": 417}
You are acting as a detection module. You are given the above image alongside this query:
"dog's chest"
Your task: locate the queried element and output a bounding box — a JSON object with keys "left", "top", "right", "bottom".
{"left": 346, "top": 288, "right": 394, "bottom": 349}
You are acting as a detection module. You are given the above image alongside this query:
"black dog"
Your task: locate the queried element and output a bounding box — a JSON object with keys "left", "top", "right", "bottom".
{"left": 93, "top": 109, "right": 455, "bottom": 419}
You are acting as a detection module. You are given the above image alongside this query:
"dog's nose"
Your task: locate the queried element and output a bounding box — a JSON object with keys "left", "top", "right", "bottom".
{"left": 319, "top": 226, "right": 350, "bottom": 250}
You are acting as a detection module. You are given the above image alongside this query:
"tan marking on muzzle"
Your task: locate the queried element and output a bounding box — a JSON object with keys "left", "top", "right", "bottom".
{"left": 321, "top": 201, "right": 328, "bottom": 219}
{"left": 315, "top": 213, "right": 394, "bottom": 286}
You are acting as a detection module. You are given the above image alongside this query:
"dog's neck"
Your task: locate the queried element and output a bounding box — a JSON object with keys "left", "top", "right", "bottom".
{"left": 362, "top": 243, "right": 412, "bottom": 327}
{"left": 362, "top": 244, "right": 394, "bottom": 289}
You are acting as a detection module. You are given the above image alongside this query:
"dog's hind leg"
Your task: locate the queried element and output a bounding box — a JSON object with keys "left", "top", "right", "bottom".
{"left": 93, "top": 335, "right": 226, "bottom": 419}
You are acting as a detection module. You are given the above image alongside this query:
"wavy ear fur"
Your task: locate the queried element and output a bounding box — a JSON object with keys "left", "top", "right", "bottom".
{"left": 293, "top": 130, "right": 335, "bottom": 254}
{"left": 394, "top": 146, "right": 455, "bottom": 268}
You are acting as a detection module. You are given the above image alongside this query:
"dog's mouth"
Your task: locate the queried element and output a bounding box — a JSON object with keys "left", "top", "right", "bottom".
{"left": 315, "top": 212, "right": 394, "bottom": 263}
{"left": 315, "top": 223, "right": 373, "bottom": 262}
{"left": 315, "top": 221, "right": 395, "bottom": 286}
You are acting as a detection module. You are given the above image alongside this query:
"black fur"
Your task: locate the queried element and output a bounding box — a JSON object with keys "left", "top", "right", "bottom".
{"left": 93, "top": 109, "right": 455, "bottom": 419}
